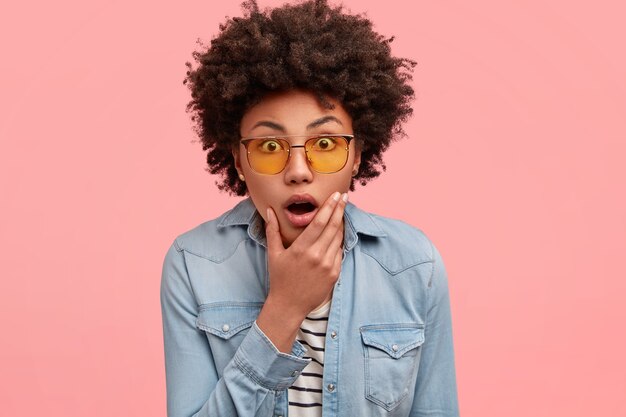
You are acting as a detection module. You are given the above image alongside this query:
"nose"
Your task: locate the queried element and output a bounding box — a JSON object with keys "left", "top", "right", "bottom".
{"left": 283, "top": 146, "right": 314, "bottom": 184}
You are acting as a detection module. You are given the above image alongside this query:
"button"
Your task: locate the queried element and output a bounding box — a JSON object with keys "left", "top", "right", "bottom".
{"left": 222, "top": 324, "right": 230, "bottom": 332}
{"left": 330, "top": 331, "right": 337, "bottom": 339}
{"left": 391, "top": 344, "right": 399, "bottom": 352}
{"left": 291, "top": 370, "right": 300, "bottom": 377}
{"left": 327, "top": 383, "right": 336, "bottom": 392}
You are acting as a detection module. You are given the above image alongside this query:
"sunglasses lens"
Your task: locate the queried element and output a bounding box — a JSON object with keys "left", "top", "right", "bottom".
{"left": 306, "top": 136, "right": 349, "bottom": 173}
{"left": 245, "top": 136, "right": 350, "bottom": 174}
{"left": 246, "top": 138, "right": 290, "bottom": 174}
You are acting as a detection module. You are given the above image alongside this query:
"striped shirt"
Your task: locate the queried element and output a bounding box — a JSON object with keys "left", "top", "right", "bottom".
{"left": 288, "top": 298, "right": 331, "bottom": 417}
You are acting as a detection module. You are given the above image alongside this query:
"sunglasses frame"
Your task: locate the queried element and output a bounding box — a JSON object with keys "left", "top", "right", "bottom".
{"left": 239, "top": 134, "right": 354, "bottom": 175}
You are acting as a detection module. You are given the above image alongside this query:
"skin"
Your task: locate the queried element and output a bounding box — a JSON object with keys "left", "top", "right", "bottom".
{"left": 234, "top": 89, "right": 361, "bottom": 247}
{"left": 232, "top": 89, "right": 361, "bottom": 352}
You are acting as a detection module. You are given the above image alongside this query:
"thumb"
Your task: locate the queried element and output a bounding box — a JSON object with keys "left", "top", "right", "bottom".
{"left": 265, "top": 207, "right": 284, "bottom": 254}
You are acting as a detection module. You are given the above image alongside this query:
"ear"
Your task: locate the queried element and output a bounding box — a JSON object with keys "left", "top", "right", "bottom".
{"left": 351, "top": 142, "right": 362, "bottom": 175}
{"left": 232, "top": 146, "right": 243, "bottom": 176}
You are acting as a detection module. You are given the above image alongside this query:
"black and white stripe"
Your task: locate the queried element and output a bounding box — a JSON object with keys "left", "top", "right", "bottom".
{"left": 288, "top": 299, "right": 331, "bottom": 417}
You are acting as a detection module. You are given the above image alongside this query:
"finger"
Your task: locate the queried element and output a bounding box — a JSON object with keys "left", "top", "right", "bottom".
{"left": 331, "top": 237, "right": 344, "bottom": 277}
{"left": 313, "top": 192, "right": 348, "bottom": 251}
{"left": 265, "top": 207, "right": 285, "bottom": 255}
{"left": 293, "top": 191, "right": 341, "bottom": 246}
{"left": 324, "top": 217, "right": 345, "bottom": 261}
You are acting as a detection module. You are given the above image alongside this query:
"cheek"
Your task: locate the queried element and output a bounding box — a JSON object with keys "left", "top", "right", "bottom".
{"left": 244, "top": 178, "right": 283, "bottom": 210}
{"left": 339, "top": 165, "right": 356, "bottom": 187}
{"left": 320, "top": 172, "right": 353, "bottom": 194}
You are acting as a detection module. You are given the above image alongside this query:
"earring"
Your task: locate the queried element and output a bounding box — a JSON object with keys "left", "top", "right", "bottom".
{"left": 238, "top": 173, "right": 245, "bottom": 181}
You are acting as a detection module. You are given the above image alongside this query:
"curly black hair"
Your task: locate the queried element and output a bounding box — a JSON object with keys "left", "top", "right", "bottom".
{"left": 184, "top": 0, "right": 416, "bottom": 196}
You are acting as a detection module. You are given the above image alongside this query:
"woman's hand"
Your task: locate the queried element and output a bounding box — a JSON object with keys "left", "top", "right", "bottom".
{"left": 255, "top": 191, "right": 348, "bottom": 352}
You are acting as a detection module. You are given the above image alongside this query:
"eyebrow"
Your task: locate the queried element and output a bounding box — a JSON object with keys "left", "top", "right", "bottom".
{"left": 307, "top": 115, "right": 343, "bottom": 129}
{"left": 250, "top": 116, "right": 343, "bottom": 133}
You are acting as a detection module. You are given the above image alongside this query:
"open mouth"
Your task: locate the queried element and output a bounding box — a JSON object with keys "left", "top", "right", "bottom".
{"left": 283, "top": 194, "right": 319, "bottom": 227}
{"left": 287, "top": 201, "right": 316, "bottom": 215}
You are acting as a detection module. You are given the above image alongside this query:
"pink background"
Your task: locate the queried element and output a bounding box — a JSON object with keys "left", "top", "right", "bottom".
{"left": 1, "top": 0, "right": 625, "bottom": 416}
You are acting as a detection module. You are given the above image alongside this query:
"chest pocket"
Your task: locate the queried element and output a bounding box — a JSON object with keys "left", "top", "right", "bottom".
{"left": 196, "top": 303, "right": 263, "bottom": 363}
{"left": 360, "top": 324, "right": 425, "bottom": 411}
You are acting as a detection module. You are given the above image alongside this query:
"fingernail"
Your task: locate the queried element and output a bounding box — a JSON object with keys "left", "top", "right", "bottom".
{"left": 342, "top": 193, "right": 349, "bottom": 202}
{"left": 332, "top": 192, "right": 340, "bottom": 202}
{"left": 266, "top": 208, "right": 272, "bottom": 222}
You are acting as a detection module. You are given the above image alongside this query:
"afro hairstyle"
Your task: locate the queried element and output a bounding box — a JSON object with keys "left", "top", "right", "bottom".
{"left": 184, "top": 0, "right": 417, "bottom": 195}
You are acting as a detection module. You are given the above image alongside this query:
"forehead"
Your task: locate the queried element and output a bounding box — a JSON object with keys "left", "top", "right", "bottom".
{"left": 240, "top": 90, "right": 353, "bottom": 136}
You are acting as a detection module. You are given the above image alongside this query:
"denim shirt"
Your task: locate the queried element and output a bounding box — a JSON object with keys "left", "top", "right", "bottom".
{"left": 160, "top": 198, "right": 459, "bottom": 417}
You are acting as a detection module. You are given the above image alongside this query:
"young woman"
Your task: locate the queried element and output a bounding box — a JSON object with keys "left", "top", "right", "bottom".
{"left": 160, "top": 1, "right": 459, "bottom": 416}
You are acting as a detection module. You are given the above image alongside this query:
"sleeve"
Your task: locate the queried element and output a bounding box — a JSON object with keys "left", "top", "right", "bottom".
{"left": 409, "top": 239, "right": 460, "bottom": 417}
{"left": 160, "top": 239, "right": 310, "bottom": 417}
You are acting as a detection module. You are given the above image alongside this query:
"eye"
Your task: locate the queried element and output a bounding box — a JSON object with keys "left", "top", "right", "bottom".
{"left": 312, "top": 136, "right": 337, "bottom": 151}
{"left": 258, "top": 139, "right": 284, "bottom": 153}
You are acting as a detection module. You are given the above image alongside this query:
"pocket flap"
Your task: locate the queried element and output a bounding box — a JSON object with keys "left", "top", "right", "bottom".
{"left": 196, "top": 303, "right": 263, "bottom": 340}
{"left": 360, "top": 324, "right": 425, "bottom": 359}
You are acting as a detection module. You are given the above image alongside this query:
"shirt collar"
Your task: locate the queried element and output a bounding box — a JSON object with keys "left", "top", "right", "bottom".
{"left": 217, "top": 197, "right": 387, "bottom": 249}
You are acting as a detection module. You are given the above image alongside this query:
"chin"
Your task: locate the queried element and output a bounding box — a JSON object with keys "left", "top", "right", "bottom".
{"left": 280, "top": 229, "right": 301, "bottom": 248}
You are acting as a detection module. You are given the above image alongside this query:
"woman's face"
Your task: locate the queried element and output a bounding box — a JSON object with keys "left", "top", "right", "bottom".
{"left": 234, "top": 89, "right": 361, "bottom": 247}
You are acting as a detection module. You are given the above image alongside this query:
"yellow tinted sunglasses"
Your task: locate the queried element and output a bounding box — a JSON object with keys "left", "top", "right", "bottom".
{"left": 239, "top": 134, "right": 354, "bottom": 175}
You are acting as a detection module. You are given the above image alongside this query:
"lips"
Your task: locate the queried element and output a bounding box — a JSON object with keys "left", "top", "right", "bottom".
{"left": 283, "top": 194, "right": 319, "bottom": 228}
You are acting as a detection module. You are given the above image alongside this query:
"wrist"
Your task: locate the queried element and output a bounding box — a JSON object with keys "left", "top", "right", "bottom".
{"left": 260, "top": 295, "right": 307, "bottom": 326}
{"left": 256, "top": 296, "right": 306, "bottom": 353}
